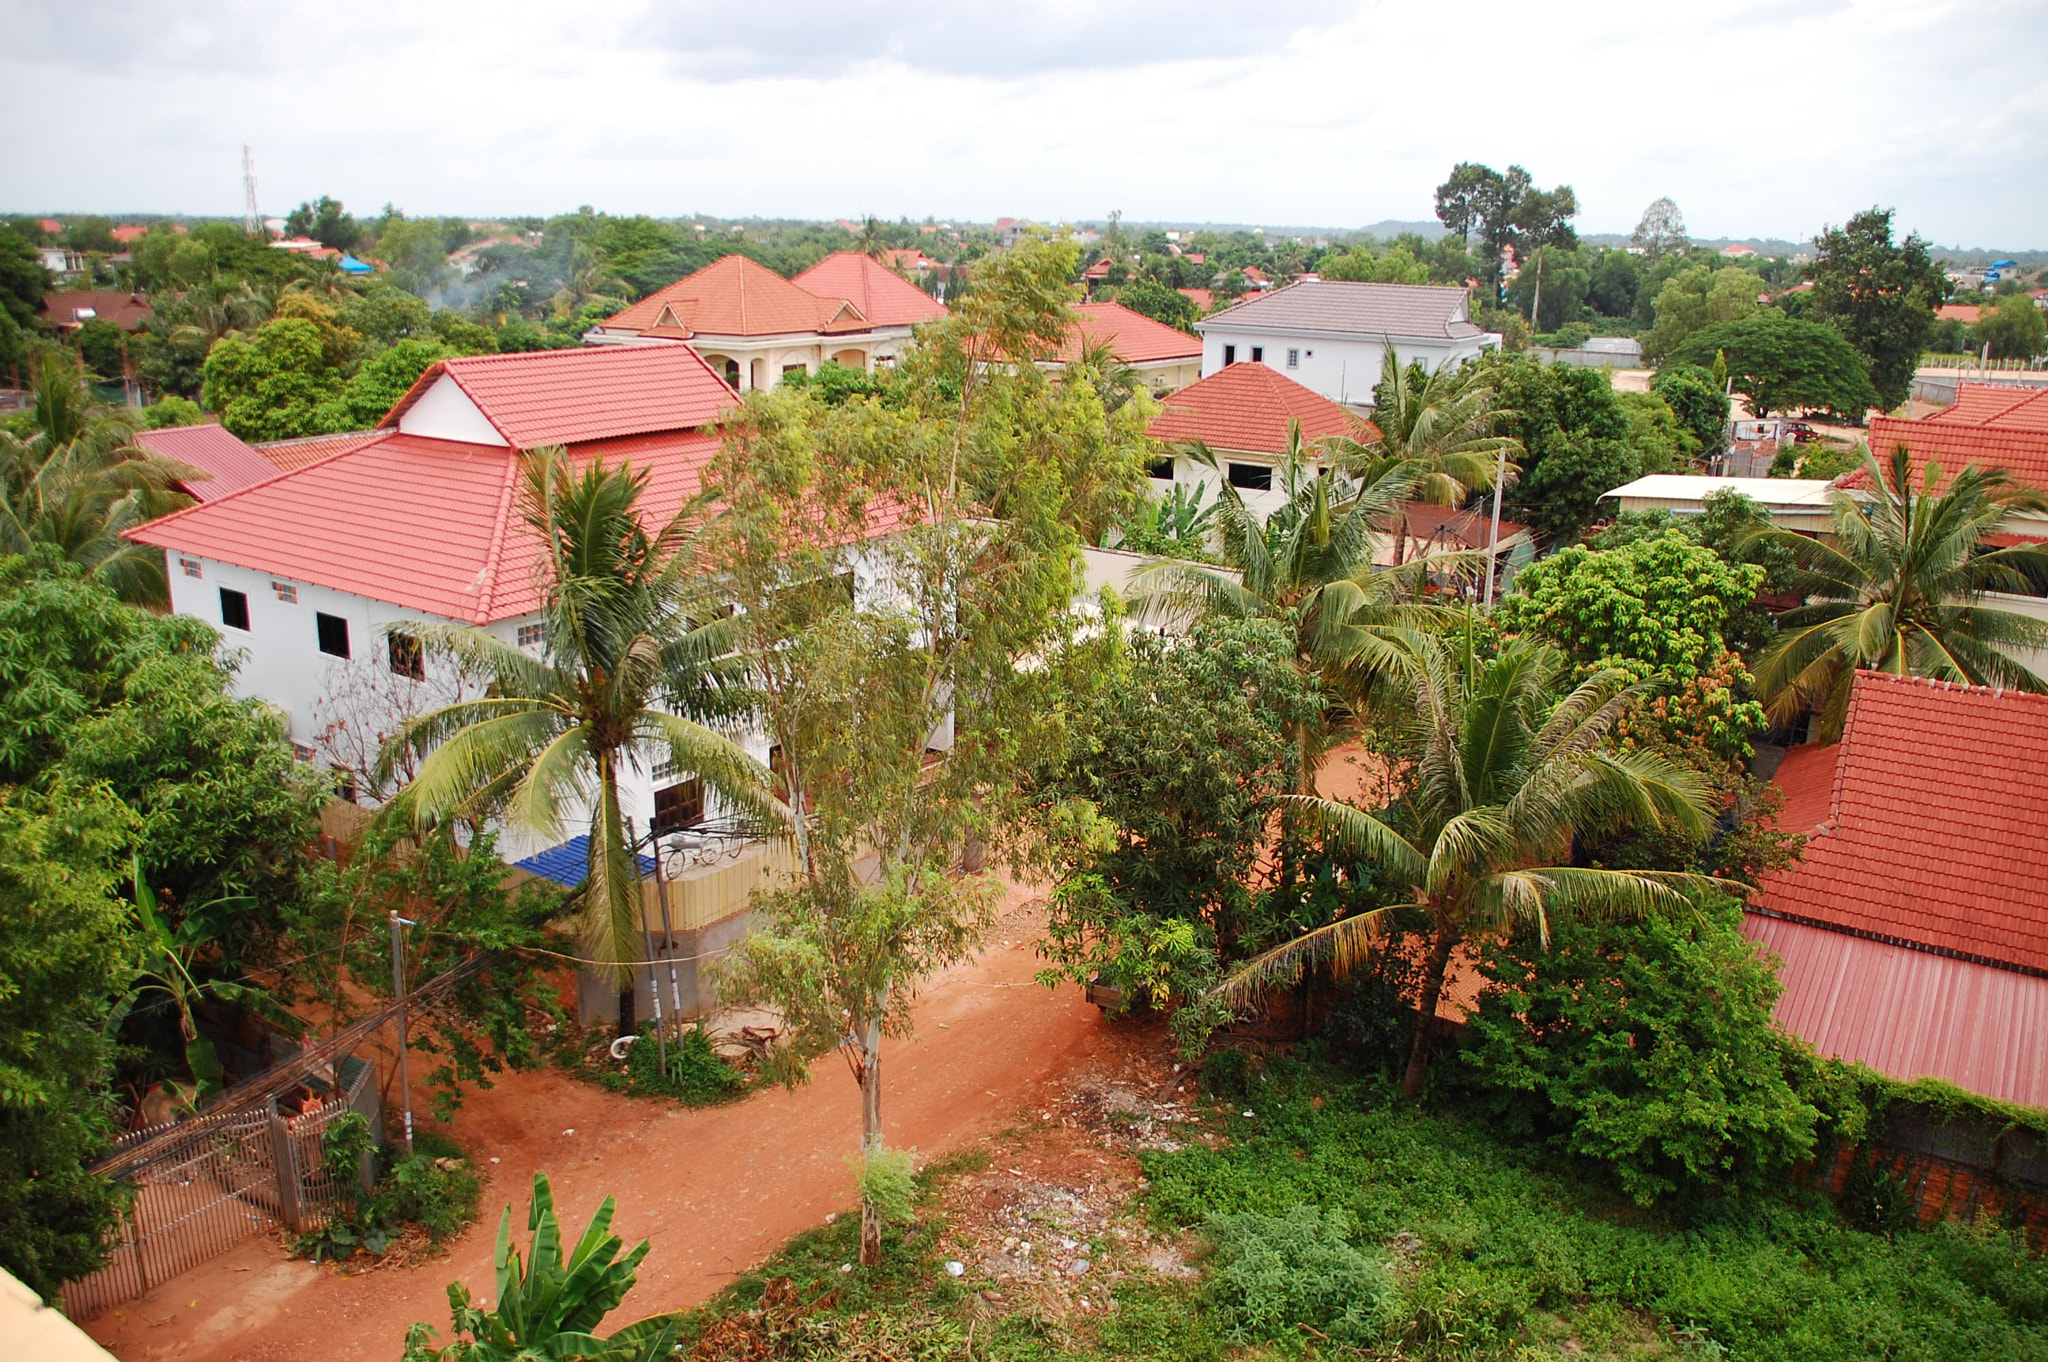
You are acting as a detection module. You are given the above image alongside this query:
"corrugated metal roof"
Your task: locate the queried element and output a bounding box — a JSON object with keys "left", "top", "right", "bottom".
{"left": 1604, "top": 475, "right": 1837, "bottom": 507}
{"left": 512, "top": 834, "right": 655, "bottom": 887}
{"left": 133, "top": 423, "right": 280, "bottom": 501}
{"left": 1744, "top": 913, "right": 2048, "bottom": 1109}
{"left": 1198, "top": 280, "right": 1480, "bottom": 340}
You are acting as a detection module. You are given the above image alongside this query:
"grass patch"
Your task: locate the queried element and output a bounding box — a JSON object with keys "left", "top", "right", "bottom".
{"left": 559, "top": 1022, "right": 751, "bottom": 1107}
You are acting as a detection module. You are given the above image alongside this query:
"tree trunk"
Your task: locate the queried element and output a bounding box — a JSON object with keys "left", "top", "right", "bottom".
{"left": 617, "top": 984, "right": 636, "bottom": 1037}
{"left": 858, "top": 1018, "right": 884, "bottom": 1267}
{"left": 1401, "top": 924, "right": 1459, "bottom": 1099}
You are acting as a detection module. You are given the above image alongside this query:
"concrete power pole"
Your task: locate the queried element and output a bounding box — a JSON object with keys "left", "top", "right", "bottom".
{"left": 242, "top": 146, "right": 262, "bottom": 237}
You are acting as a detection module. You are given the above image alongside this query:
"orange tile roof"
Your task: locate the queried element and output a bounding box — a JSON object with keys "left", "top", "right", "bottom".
{"left": 1936, "top": 303, "right": 1983, "bottom": 324}
{"left": 1757, "top": 670, "right": 2048, "bottom": 973}
{"left": 38, "top": 290, "right": 152, "bottom": 331}
{"left": 1391, "top": 502, "right": 1525, "bottom": 551}
{"left": 1179, "top": 288, "right": 1216, "bottom": 312}
{"left": 1851, "top": 387, "right": 2048, "bottom": 492}
{"left": 599, "top": 254, "right": 870, "bottom": 339}
{"left": 133, "top": 423, "right": 279, "bottom": 502}
{"left": 1146, "top": 362, "right": 1373, "bottom": 455}
{"left": 380, "top": 344, "right": 738, "bottom": 449}
{"left": 252, "top": 429, "right": 387, "bottom": 473}
{"left": 791, "top": 252, "right": 947, "bottom": 329}
{"left": 1057, "top": 302, "right": 1201, "bottom": 365}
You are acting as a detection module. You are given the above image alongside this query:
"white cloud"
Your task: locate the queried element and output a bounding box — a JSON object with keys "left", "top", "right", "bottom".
{"left": 0, "top": 0, "right": 2042, "bottom": 245}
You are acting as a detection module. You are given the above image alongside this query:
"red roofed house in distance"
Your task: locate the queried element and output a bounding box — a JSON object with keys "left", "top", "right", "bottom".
{"left": 582, "top": 252, "right": 945, "bottom": 393}
{"left": 124, "top": 344, "right": 914, "bottom": 1022}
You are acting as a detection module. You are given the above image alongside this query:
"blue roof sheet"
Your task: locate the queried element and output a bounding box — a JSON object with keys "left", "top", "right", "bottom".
{"left": 511, "top": 834, "right": 655, "bottom": 887}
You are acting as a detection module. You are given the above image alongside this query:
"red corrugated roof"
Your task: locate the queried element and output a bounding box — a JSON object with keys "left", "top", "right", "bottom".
{"left": 600, "top": 255, "right": 871, "bottom": 338}
{"left": 791, "top": 252, "right": 948, "bottom": 329}
{"left": 1758, "top": 670, "right": 2048, "bottom": 973}
{"left": 1743, "top": 913, "right": 2048, "bottom": 1109}
{"left": 1849, "top": 389, "right": 2048, "bottom": 492}
{"left": 380, "top": 344, "right": 737, "bottom": 450}
{"left": 1058, "top": 302, "right": 1201, "bottom": 365}
{"left": 252, "top": 429, "right": 387, "bottom": 473}
{"left": 133, "top": 423, "right": 279, "bottom": 502}
{"left": 1146, "top": 362, "right": 1373, "bottom": 455}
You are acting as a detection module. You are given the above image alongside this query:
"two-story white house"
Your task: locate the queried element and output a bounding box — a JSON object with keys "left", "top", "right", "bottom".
{"left": 582, "top": 252, "right": 946, "bottom": 391}
{"left": 127, "top": 344, "right": 906, "bottom": 1022}
{"left": 1194, "top": 281, "right": 1498, "bottom": 408}
{"left": 1144, "top": 361, "right": 1374, "bottom": 520}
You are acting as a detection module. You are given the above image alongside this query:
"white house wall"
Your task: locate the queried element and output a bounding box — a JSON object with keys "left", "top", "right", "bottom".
{"left": 396, "top": 375, "right": 508, "bottom": 445}
{"left": 1196, "top": 335, "right": 1492, "bottom": 406}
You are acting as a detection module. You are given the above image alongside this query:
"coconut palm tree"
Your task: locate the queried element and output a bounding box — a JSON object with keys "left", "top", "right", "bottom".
{"left": 1322, "top": 341, "right": 1519, "bottom": 518}
{"left": 1217, "top": 630, "right": 1723, "bottom": 1095}
{"left": 0, "top": 356, "right": 199, "bottom": 604}
{"left": 379, "top": 449, "right": 786, "bottom": 1030}
{"left": 1749, "top": 443, "right": 2048, "bottom": 740}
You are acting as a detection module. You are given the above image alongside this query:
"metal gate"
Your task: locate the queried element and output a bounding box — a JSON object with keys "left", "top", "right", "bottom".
{"left": 60, "top": 1056, "right": 379, "bottom": 1320}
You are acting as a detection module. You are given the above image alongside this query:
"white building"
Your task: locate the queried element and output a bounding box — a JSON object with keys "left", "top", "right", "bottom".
{"left": 1194, "top": 281, "right": 1498, "bottom": 408}
{"left": 583, "top": 252, "right": 945, "bottom": 392}
{"left": 1602, "top": 475, "right": 1838, "bottom": 534}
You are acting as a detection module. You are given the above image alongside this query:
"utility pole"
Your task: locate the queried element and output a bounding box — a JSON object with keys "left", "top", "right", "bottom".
{"left": 625, "top": 818, "right": 667, "bottom": 1076}
{"left": 1528, "top": 250, "right": 1545, "bottom": 337}
{"left": 388, "top": 912, "right": 416, "bottom": 1155}
{"left": 649, "top": 826, "right": 686, "bottom": 1035}
{"left": 1483, "top": 445, "right": 1507, "bottom": 609}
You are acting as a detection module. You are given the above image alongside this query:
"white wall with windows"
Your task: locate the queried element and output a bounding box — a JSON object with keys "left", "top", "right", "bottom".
{"left": 1196, "top": 330, "right": 1495, "bottom": 407}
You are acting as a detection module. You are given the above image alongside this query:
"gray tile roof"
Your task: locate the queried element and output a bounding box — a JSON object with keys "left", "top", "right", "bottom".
{"left": 1197, "top": 281, "right": 1481, "bottom": 340}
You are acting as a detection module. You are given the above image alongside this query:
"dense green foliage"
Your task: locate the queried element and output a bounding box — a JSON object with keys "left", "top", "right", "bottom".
{"left": 1668, "top": 311, "right": 1878, "bottom": 418}
{"left": 1648, "top": 363, "right": 1728, "bottom": 456}
{"left": 1810, "top": 208, "right": 1947, "bottom": 410}
{"left": 1476, "top": 352, "right": 1642, "bottom": 544}
{"left": 1977, "top": 292, "right": 2048, "bottom": 360}
{"left": 1108, "top": 278, "right": 1199, "bottom": 332}
{"left": 1202, "top": 1204, "right": 1393, "bottom": 1346}
{"left": 299, "top": 1114, "right": 481, "bottom": 1261}
{"left": 581, "top": 1025, "right": 747, "bottom": 1107}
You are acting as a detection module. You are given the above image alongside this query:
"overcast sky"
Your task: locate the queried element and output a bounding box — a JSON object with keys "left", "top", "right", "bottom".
{"left": 3, "top": 0, "right": 2043, "bottom": 247}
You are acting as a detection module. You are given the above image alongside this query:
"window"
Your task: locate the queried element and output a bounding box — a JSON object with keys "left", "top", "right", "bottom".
{"left": 782, "top": 363, "right": 807, "bottom": 377}
{"left": 316, "top": 612, "right": 350, "bottom": 658}
{"left": 179, "top": 557, "right": 202, "bottom": 579}
{"left": 1222, "top": 344, "right": 1237, "bottom": 365}
{"left": 388, "top": 631, "right": 424, "bottom": 680}
{"left": 1286, "top": 348, "right": 1300, "bottom": 369}
{"left": 722, "top": 359, "right": 741, "bottom": 389}
{"left": 1227, "top": 462, "right": 1274, "bottom": 491}
{"left": 219, "top": 588, "right": 250, "bottom": 631}
{"left": 335, "top": 773, "right": 359, "bottom": 804}
{"left": 1250, "top": 346, "right": 1264, "bottom": 363}
{"left": 1147, "top": 456, "right": 1175, "bottom": 480}
{"left": 272, "top": 581, "right": 298, "bottom": 603}
{"left": 652, "top": 777, "right": 705, "bottom": 833}
{"left": 516, "top": 622, "right": 544, "bottom": 648}
{"left": 292, "top": 743, "right": 315, "bottom": 762}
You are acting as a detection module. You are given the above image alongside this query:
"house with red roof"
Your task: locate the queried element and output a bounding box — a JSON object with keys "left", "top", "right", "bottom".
{"left": 1750, "top": 671, "right": 2048, "bottom": 1109}
{"left": 1050, "top": 302, "right": 1202, "bottom": 394}
{"left": 1196, "top": 281, "right": 1496, "bottom": 407}
{"left": 585, "top": 252, "right": 945, "bottom": 391}
{"left": 133, "top": 423, "right": 280, "bottom": 503}
{"left": 1144, "top": 361, "right": 1371, "bottom": 517}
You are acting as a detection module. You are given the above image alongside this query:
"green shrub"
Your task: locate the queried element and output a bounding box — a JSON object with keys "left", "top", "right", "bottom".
{"left": 297, "top": 1115, "right": 480, "bottom": 1262}
{"left": 622, "top": 1025, "right": 746, "bottom": 1105}
{"left": 1202, "top": 1204, "right": 1392, "bottom": 1349}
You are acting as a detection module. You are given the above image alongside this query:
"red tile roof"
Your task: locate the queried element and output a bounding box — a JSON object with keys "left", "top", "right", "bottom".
{"left": 1743, "top": 913, "right": 2048, "bottom": 1108}
{"left": 1057, "top": 302, "right": 1201, "bottom": 365}
{"left": 1757, "top": 670, "right": 2048, "bottom": 973}
{"left": 1852, "top": 388, "right": 2048, "bottom": 492}
{"left": 252, "top": 429, "right": 387, "bottom": 473}
{"left": 133, "top": 423, "right": 279, "bottom": 502}
{"left": 1146, "top": 362, "right": 1373, "bottom": 455}
{"left": 791, "top": 252, "right": 947, "bottom": 329}
{"left": 599, "top": 255, "right": 871, "bottom": 339}
{"left": 1178, "top": 288, "right": 1216, "bottom": 312}
{"left": 1390, "top": 502, "right": 1525, "bottom": 552}
{"left": 380, "top": 344, "right": 737, "bottom": 449}
{"left": 38, "top": 291, "right": 152, "bottom": 331}
{"left": 1936, "top": 303, "right": 1983, "bottom": 324}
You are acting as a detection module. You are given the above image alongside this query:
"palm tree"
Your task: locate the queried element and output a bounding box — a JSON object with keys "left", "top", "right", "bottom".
{"left": 379, "top": 449, "right": 786, "bottom": 1030}
{"left": 1750, "top": 443, "right": 2048, "bottom": 740}
{"left": 1323, "top": 342, "right": 1520, "bottom": 574}
{"left": 0, "top": 356, "right": 199, "bottom": 604}
{"left": 1132, "top": 424, "right": 1458, "bottom": 786}
{"left": 1218, "top": 631, "right": 1722, "bottom": 1095}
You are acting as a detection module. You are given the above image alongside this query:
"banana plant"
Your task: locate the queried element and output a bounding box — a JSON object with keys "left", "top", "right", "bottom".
{"left": 403, "top": 1173, "right": 679, "bottom": 1362}
{"left": 111, "top": 857, "right": 256, "bottom": 1103}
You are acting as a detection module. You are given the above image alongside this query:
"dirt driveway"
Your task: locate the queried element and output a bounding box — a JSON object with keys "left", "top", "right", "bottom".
{"left": 88, "top": 884, "right": 1103, "bottom": 1362}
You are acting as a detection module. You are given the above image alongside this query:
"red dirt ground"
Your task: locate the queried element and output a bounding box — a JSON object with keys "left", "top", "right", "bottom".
{"left": 87, "top": 883, "right": 1105, "bottom": 1362}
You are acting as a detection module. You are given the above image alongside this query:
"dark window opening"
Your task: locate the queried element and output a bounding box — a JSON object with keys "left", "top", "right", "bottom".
{"left": 336, "top": 773, "right": 359, "bottom": 804}
{"left": 1227, "top": 462, "right": 1274, "bottom": 491}
{"left": 722, "top": 359, "right": 741, "bottom": 389}
{"left": 220, "top": 588, "right": 250, "bottom": 632}
{"left": 1147, "top": 456, "right": 1174, "bottom": 480}
{"left": 1250, "top": 346, "right": 1263, "bottom": 363}
{"left": 316, "top": 612, "right": 350, "bottom": 658}
{"left": 388, "top": 631, "right": 424, "bottom": 680}
{"left": 653, "top": 778, "right": 705, "bottom": 834}
{"left": 1223, "top": 344, "right": 1237, "bottom": 365}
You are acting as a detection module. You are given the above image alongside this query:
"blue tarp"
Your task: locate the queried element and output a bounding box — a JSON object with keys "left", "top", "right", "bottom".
{"left": 511, "top": 834, "right": 655, "bottom": 887}
{"left": 336, "top": 255, "right": 373, "bottom": 274}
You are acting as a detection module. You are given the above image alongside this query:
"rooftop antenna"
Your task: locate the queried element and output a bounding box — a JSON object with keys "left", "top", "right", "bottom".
{"left": 241, "top": 145, "right": 262, "bottom": 237}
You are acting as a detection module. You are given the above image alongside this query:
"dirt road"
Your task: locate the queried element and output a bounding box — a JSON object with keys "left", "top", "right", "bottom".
{"left": 88, "top": 887, "right": 1102, "bottom": 1362}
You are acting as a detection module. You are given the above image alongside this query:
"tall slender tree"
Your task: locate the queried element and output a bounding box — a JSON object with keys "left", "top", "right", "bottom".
{"left": 379, "top": 450, "right": 784, "bottom": 1030}
{"left": 1749, "top": 444, "right": 2048, "bottom": 739}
